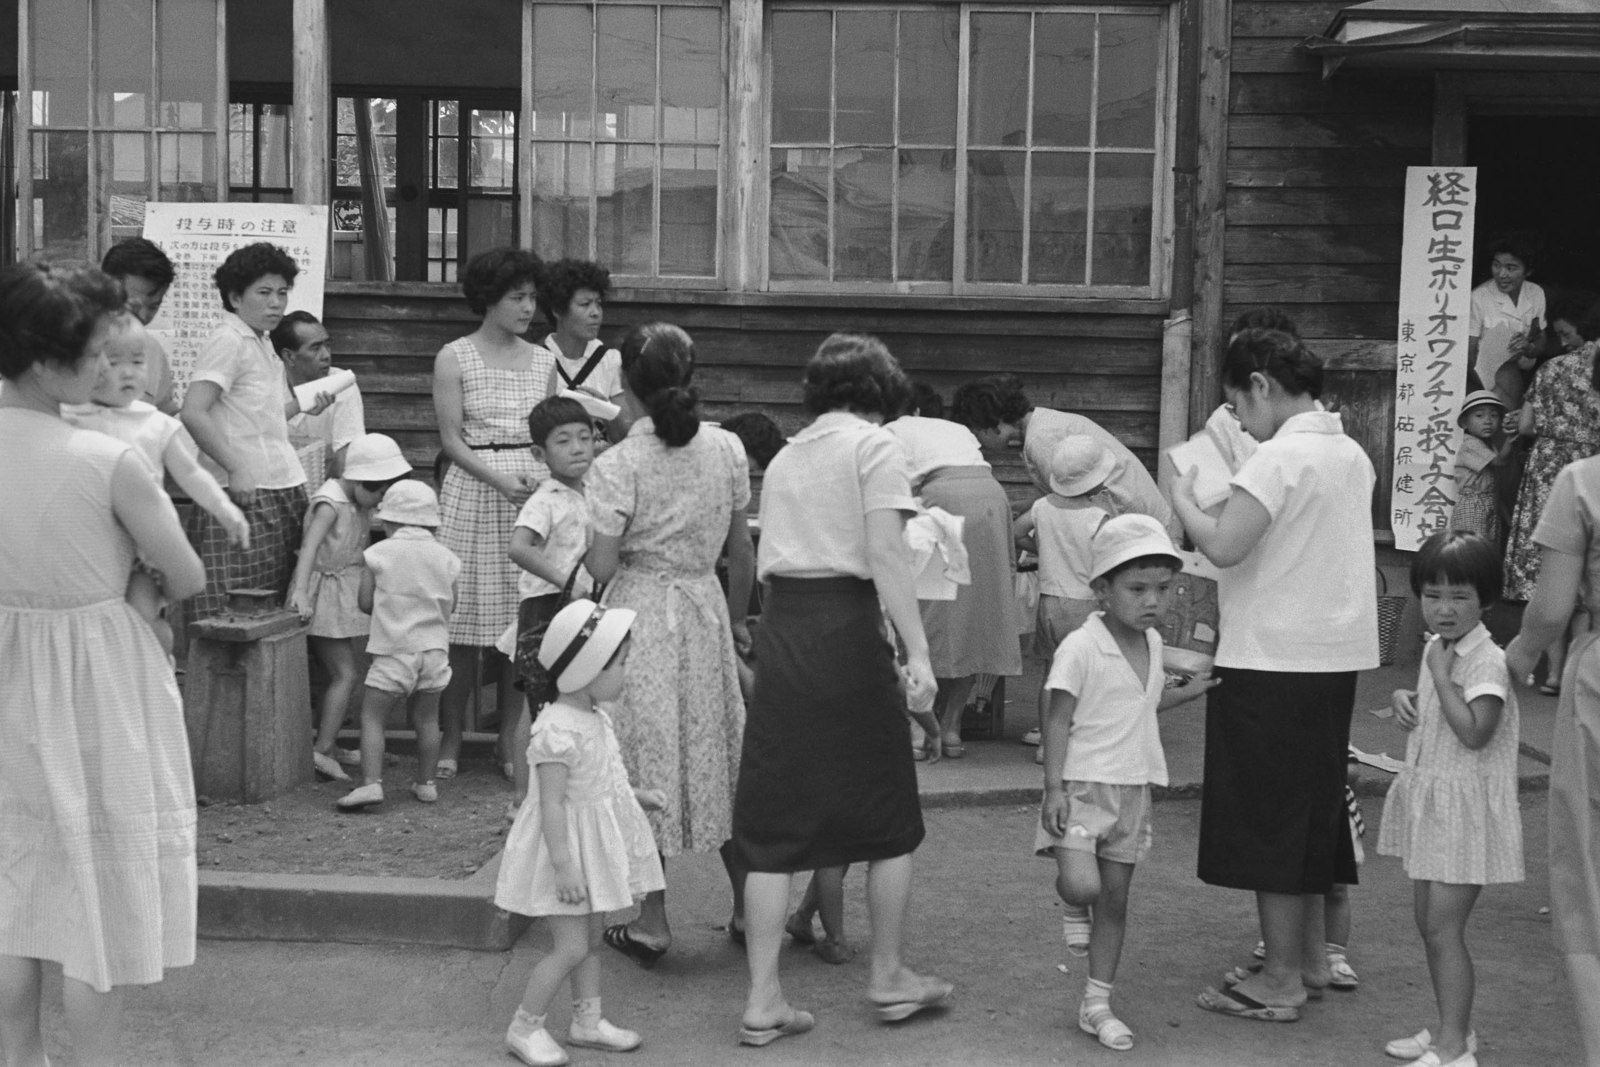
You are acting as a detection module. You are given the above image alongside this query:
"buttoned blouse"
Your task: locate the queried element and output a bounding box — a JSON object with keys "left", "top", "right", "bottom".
{"left": 190, "top": 312, "right": 303, "bottom": 489}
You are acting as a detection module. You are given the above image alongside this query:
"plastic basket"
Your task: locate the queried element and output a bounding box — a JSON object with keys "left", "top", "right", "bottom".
{"left": 1376, "top": 568, "right": 1407, "bottom": 667}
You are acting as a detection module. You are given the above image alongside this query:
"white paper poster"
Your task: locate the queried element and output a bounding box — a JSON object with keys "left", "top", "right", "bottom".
{"left": 1390, "top": 167, "right": 1477, "bottom": 552}
{"left": 141, "top": 202, "right": 329, "bottom": 400}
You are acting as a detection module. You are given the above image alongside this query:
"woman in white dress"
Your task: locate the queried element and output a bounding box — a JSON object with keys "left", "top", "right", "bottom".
{"left": 0, "top": 263, "right": 205, "bottom": 1065}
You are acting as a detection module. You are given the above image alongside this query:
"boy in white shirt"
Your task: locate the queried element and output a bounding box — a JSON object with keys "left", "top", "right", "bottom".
{"left": 1035, "top": 514, "right": 1218, "bottom": 1052}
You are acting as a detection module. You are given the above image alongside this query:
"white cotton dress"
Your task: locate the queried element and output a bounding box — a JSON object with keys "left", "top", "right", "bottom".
{"left": 495, "top": 703, "right": 665, "bottom": 917}
{"left": 0, "top": 409, "right": 197, "bottom": 992}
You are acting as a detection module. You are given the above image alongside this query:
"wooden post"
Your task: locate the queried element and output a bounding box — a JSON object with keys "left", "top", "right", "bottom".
{"left": 354, "top": 99, "right": 395, "bottom": 281}
{"left": 1432, "top": 74, "right": 1467, "bottom": 165}
{"left": 292, "top": 0, "right": 331, "bottom": 208}
{"left": 1188, "top": 0, "right": 1232, "bottom": 436}
{"left": 725, "top": 0, "right": 764, "bottom": 289}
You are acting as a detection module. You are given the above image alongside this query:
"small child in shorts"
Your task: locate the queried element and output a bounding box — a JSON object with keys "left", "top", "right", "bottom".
{"left": 1035, "top": 514, "right": 1218, "bottom": 1052}
{"left": 337, "top": 481, "right": 462, "bottom": 810}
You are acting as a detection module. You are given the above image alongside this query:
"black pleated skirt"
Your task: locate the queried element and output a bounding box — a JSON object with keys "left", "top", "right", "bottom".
{"left": 731, "top": 576, "right": 925, "bottom": 872}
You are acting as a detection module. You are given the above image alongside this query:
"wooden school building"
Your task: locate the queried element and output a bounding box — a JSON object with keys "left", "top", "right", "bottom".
{"left": 8, "top": 0, "right": 1600, "bottom": 524}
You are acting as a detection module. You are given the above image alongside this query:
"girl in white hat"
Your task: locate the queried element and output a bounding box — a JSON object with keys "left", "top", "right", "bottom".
{"left": 496, "top": 599, "right": 665, "bottom": 1066}
{"left": 287, "top": 433, "right": 413, "bottom": 780}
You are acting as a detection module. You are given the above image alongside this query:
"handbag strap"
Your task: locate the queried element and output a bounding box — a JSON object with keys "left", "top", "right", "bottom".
{"left": 556, "top": 563, "right": 605, "bottom": 608}
{"left": 556, "top": 342, "right": 611, "bottom": 391}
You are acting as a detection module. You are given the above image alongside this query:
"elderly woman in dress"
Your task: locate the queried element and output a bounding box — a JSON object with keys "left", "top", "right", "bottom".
{"left": 432, "top": 247, "right": 554, "bottom": 783}
{"left": 583, "top": 323, "right": 754, "bottom": 966}
{"left": 0, "top": 264, "right": 205, "bottom": 1066}
{"left": 732, "top": 333, "right": 951, "bottom": 1047}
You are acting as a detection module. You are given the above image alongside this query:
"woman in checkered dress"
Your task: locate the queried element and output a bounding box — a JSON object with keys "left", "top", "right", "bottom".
{"left": 433, "top": 248, "right": 555, "bottom": 779}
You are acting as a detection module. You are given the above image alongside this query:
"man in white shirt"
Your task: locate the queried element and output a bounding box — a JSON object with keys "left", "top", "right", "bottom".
{"left": 274, "top": 310, "right": 366, "bottom": 478}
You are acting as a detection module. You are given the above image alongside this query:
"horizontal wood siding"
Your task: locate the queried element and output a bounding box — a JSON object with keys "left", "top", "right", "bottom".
{"left": 1226, "top": 0, "right": 1433, "bottom": 527}
{"left": 323, "top": 284, "right": 1167, "bottom": 507}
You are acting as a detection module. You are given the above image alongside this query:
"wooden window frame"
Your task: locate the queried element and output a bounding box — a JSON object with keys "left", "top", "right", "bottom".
{"left": 228, "top": 91, "right": 294, "bottom": 202}
{"left": 17, "top": 0, "right": 229, "bottom": 262}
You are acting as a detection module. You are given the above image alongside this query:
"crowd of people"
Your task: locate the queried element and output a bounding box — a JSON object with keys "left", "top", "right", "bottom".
{"left": 0, "top": 236, "right": 1595, "bottom": 1067}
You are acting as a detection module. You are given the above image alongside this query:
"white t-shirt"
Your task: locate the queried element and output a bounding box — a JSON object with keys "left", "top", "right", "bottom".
{"left": 886, "top": 416, "right": 987, "bottom": 487}
{"left": 1216, "top": 409, "right": 1379, "bottom": 672}
{"left": 1045, "top": 613, "right": 1168, "bottom": 786}
{"left": 1031, "top": 497, "right": 1106, "bottom": 599}
{"left": 544, "top": 336, "right": 623, "bottom": 401}
{"left": 364, "top": 526, "right": 462, "bottom": 655}
{"left": 513, "top": 479, "right": 592, "bottom": 600}
{"left": 1468, "top": 278, "right": 1545, "bottom": 387}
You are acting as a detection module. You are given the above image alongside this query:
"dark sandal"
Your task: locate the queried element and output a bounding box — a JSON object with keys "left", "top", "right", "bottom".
{"left": 1195, "top": 985, "right": 1301, "bottom": 1022}
{"left": 603, "top": 923, "right": 666, "bottom": 968}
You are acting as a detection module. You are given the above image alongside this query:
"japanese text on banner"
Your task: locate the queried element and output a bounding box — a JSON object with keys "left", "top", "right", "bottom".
{"left": 141, "top": 202, "right": 330, "bottom": 402}
{"left": 1391, "top": 167, "right": 1476, "bottom": 551}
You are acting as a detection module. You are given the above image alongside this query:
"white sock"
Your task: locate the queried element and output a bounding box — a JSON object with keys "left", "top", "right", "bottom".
{"left": 1325, "top": 942, "right": 1347, "bottom": 957}
{"left": 1062, "top": 903, "right": 1091, "bottom": 921}
{"left": 1084, "top": 977, "right": 1113, "bottom": 1005}
{"left": 512, "top": 1008, "right": 546, "bottom": 1032}
{"left": 573, "top": 996, "right": 602, "bottom": 1030}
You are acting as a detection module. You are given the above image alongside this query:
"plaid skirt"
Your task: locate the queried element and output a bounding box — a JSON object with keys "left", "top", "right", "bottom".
{"left": 183, "top": 484, "right": 307, "bottom": 619}
{"left": 438, "top": 451, "right": 541, "bottom": 647}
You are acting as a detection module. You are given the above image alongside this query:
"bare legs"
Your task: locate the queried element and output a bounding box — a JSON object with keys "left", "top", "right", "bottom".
{"left": 1232, "top": 892, "right": 1330, "bottom": 1005}
{"left": 519, "top": 914, "right": 603, "bottom": 1020}
{"left": 353, "top": 687, "right": 442, "bottom": 789}
{"left": 439, "top": 645, "right": 520, "bottom": 772}
{"left": 308, "top": 636, "right": 359, "bottom": 757}
{"left": 1414, "top": 880, "right": 1482, "bottom": 1062}
{"left": 1053, "top": 850, "right": 1134, "bottom": 985}
{"left": 0, "top": 956, "right": 126, "bottom": 1067}
{"left": 933, "top": 676, "right": 976, "bottom": 754}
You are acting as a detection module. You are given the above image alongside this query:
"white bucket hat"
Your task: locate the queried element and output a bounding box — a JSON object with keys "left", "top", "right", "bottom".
{"left": 1048, "top": 435, "right": 1118, "bottom": 498}
{"left": 539, "top": 599, "right": 638, "bottom": 693}
{"left": 374, "top": 480, "right": 440, "bottom": 527}
{"left": 342, "top": 433, "right": 413, "bottom": 481}
{"left": 1089, "top": 513, "right": 1181, "bottom": 582}
{"left": 1458, "top": 389, "right": 1506, "bottom": 426}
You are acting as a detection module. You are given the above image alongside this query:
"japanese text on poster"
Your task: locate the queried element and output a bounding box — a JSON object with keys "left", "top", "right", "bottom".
{"left": 1391, "top": 167, "right": 1476, "bottom": 552}
{"left": 141, "top": 202, "right": 329, "bottom": 400}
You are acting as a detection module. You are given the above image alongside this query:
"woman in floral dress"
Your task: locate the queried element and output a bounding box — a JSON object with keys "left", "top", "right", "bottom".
{"left": 585, "top": 322, "right": 754, "bottom": 966}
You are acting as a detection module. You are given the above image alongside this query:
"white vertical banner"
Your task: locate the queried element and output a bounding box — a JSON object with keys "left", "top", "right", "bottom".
{"left": 1391, "top": 166, "right": 1477, "bottom": 552}
{"left": 141, "top": 202, "right": 330, "bottom": 401}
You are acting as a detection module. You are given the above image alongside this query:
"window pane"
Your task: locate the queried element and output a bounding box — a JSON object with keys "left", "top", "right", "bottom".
{"left": 835, "top": 12, "right": 892, "bottom": 146}
{"left": 968, "top": 13, "right": 1029, "bottom": 148}
{"left": 437, "top": 100, "right": 458, "bottom": 137}
{"left": 597, "top": 6, "right": 655, "bottom": 140}
{"left": 770, "top": 11, "right": 830, "bottom": 144}
{"left": 32, "top": 0, "right": 90, "bottom": 125}
{"left": 1092, "top": 152, "right": 1152, "bottom": 284}
{"left": 1033, "top": 14, "right": 1093, "bottom": 148}
{"left": 661, "top": 8, "right": 720, "bottom": 144}
{"left": 471, "top": 110, "right": 516, "bottom": 191}
{"left": 898, "top": 148, "right": 953, "bottom": 281}
{"left": 596, "top": 143, "right": 654, "bottom": 274}
{"left": 531, "top": 141, "right": 592, "bottom": 261}
{"left": 259, "top": 104, "right": 290, "bottom": 188}
{"left": 465, "top": 198, "right": 516, "bottom": 263}
{"left": 834, "top": 148, "right": 891, "bottom": 280}
{"left": 96, "top": 0, "right": 151, "bottom": 128}
{"left": 898, "top": 11, "right": 957, "bottom": 145}
{"left": 158, "top": 131, "right": 213, "bottom": 201}
{"left": 966, "top": 150, "right": 1024, "bottom": 283}
{"left": 96, "top": 132, "right": 148, "bottom": 236}
{"left": 660, "top": 144, "right": 717, "bottom": 276}
{"left": 533, "top": 5, "right": 594, "bottom": 138}
{"left": 159, "top": 0, "right": 217, "bottom": 128}
{"left": 1097, "top": 16, "right": 1159, "bottom": 149}
{"left": 769, "top": 147, "right": 829, "bottom": 280}
{"left": 33, "top": 131, "right": 90, "bottom": 262}
{"left": 228, "top": 103, "right": 253, "bottom": 186}
{"left": 436, "top": 133, "right": 459, "bottom": 189}
{"left": 1030, "top": 152, "right": 1087, "bottom": 284}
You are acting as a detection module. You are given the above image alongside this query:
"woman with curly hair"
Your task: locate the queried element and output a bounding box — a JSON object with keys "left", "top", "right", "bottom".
{"left": 536, "top": 257, "right": 630, "bottom": 440}
{"left": 432, "top": 247, "right": 554, "bottom": 782}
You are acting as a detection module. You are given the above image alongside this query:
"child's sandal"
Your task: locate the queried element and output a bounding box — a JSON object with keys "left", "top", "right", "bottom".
{"left": 434, "top": 759, "right": 457, "bottom": 780}
{"left": 1078, "top": 1001, "right": 1133, "bottom": 1051}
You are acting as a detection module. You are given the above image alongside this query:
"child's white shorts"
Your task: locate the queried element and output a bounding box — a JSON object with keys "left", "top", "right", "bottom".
{"left": 366, "top": 649, "right": 451, "bottom": 695}
{"left": 1034, "top": 781, "right": 1153, "bottom": 865}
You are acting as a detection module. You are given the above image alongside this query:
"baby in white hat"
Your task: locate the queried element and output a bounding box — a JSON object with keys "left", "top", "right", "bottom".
{"left": 495, "top": 599, "right": 666, "bottom": 1066}
{"left": 1034, "top": 514, "right": 1219, "bottom": 1053}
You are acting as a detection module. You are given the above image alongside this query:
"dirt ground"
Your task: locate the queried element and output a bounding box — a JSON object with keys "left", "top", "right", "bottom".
{"left": 195, "top": 753, "right": 516, "bottom": 880}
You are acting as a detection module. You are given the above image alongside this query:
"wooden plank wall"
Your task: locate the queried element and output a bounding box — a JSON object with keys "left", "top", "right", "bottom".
{"left": 324, "top": 282, "right": 1168, "bottom": 509}
{"left": 1226, "top": 0, "right": 1433, "bottom": 528}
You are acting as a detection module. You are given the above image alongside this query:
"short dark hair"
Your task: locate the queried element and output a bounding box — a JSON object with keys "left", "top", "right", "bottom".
{"left": 101, "top": 237, "right": 174, "bottom": 288}
{"left": 0, "top": 263, "right": 125, "bottom": 380}
{"left": 1221, "top": 327, "right": 1323, "bottom": 399}
{"left": 1229, "top": 306, "right": 1300, "bottom": 339}
{"left": 949, "top": 379, "right": 1007, "bottom": 431}
{"left": 720, "top": 412, "right": 786, "bottom": 471}
{"left": 461, "top": 247, "right": 542, "bottom": 317}
{"left": 801, "top": 333, "right": 910, "bottom": 418}
{"left": 1410, "top": 530, "right": 1501, "bottom": 606}
{"left": 1097, "top": 553, "right": 1182, "bottom": 585}
{"left": 1482, "top": 229, "right": 1539, "bottom": 273}
{"left": 1549, "top": 292, "right": 1600, "bottom": 343}
{"left": 213, "top": 242, "right": 299, "bottom": 312}
{"left": 270, "top": 310, "right": 321, "bottom": 355}
{"left": 527, "top": 395, "right": 593, "bottom": 449}
{"left": 908, "top": 381, "right": 945, "bottom": 419}
{"left": 620, "top": 322, "right": 701, "bottom": 447}
{"left": 537, "top": 258, "right": 610, "bottom": 330}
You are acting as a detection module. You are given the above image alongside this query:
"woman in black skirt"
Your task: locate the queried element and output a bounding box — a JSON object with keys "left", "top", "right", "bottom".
{"left": 731, "top": 334, "right": 952, "bottom": 1046}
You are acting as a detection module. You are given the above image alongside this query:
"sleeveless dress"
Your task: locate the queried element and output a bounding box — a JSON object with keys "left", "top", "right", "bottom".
{"left": 495, "top": 704, "right": 665, "bottom": 916}
{"left": 303, "top": 479, "right": 372, "bottom": 639}
{"left": 437, "top": 338, "right": 554, "bottom": 646}
{"left": 0, "top": 409, "right": 196, "bottom": 992}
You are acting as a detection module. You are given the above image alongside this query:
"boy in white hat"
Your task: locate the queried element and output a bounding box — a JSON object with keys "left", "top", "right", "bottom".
{"left": 1034, "top": 514, "right": 1218, "bottom": 1052}
{"left": 338, "top": 481, "right": 462, "bottom": 809}
{"left": 1448, "top": 390, "right": 1510, "bottom": 545}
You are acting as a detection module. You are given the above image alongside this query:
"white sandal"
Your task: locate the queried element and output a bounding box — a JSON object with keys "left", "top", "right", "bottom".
{"left": 1327, "top": 951, "right": 1359, "bottom": 989}
{"left": 1078, "top": 999, "right": 1133, "bottom": 1051}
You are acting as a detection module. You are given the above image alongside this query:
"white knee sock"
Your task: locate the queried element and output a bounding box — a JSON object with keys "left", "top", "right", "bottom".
{"left": 573, "top": 996, "right": 602, "bottom": 1030}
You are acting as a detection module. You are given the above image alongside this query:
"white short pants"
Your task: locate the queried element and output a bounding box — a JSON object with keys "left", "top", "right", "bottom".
{"left": 366, "top": 649, "right": 451, "bottom": 695}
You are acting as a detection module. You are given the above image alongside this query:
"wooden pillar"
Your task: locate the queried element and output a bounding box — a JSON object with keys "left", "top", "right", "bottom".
{"left": 394, "top": 97, "right": 429, "bottom": 279}
{"left": 1188, "top": 0, "right": 1232, "bottom": 435}
{"left": 1432, "top": 74, "right": 1467, "bottom": 165}
{"left": 726, "top": 0, "right": 764, "bottom": 289}
{"left": 292, "top": 0, "right": 331, "bottom": 208}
